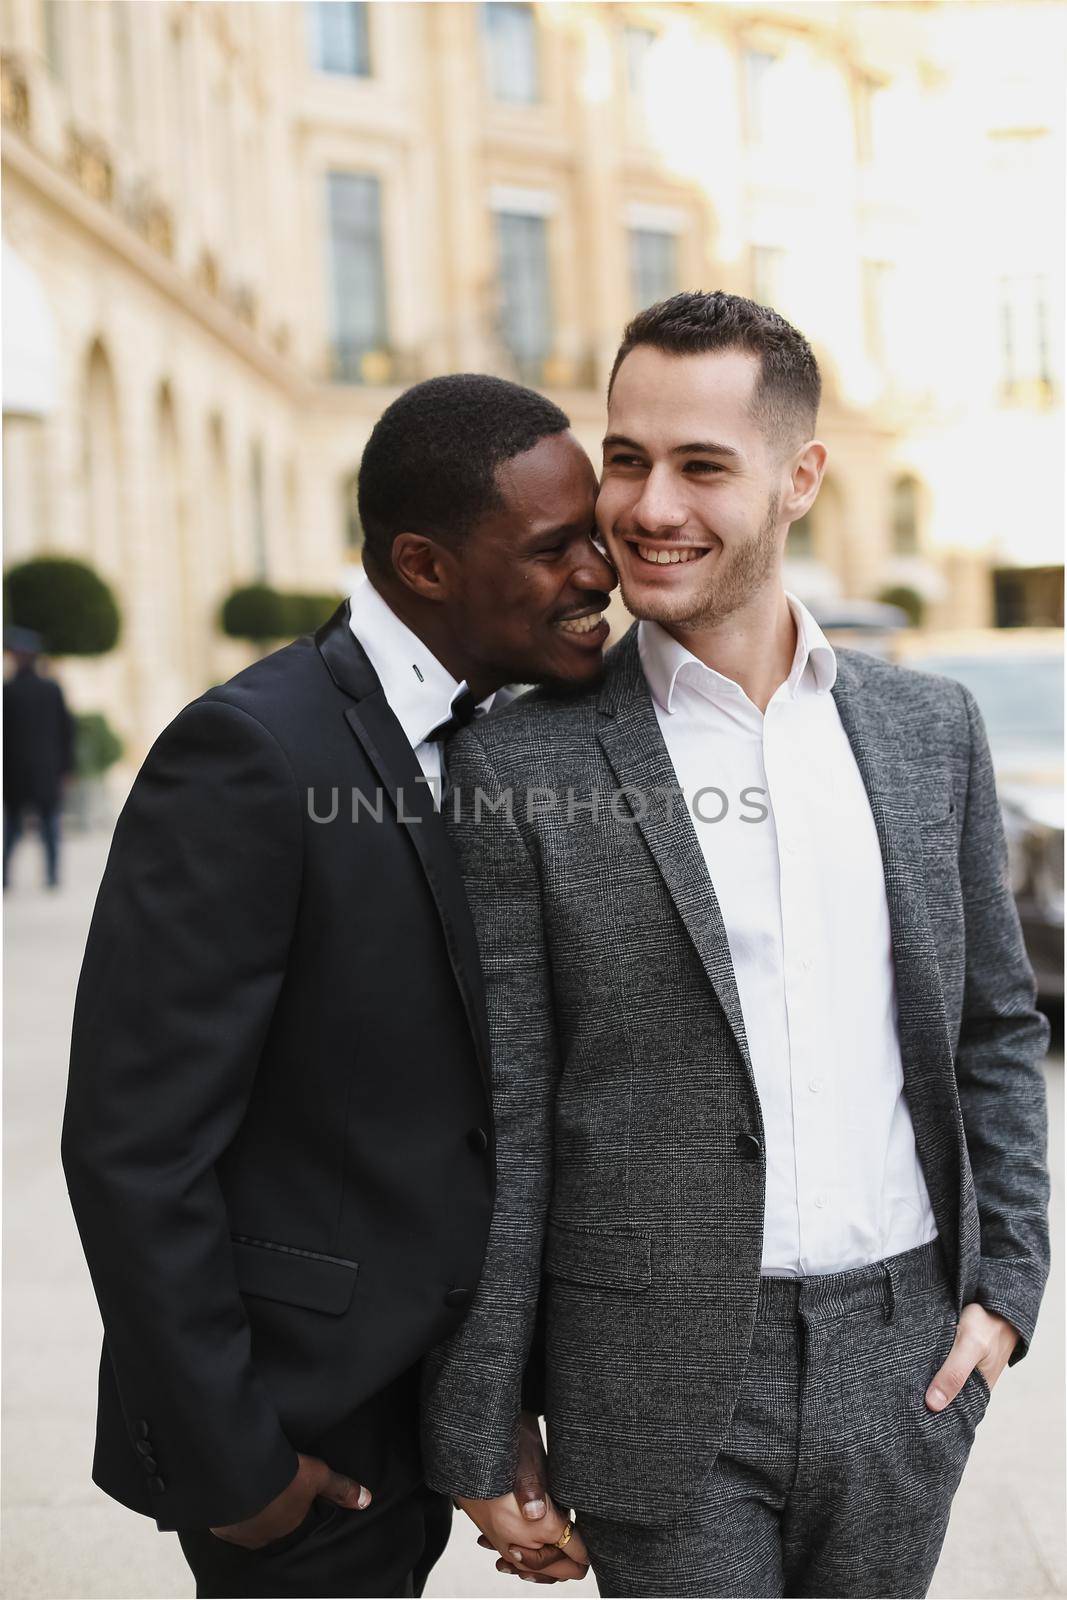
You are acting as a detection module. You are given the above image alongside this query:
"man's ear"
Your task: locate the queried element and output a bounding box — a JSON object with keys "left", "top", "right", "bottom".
{"left": 391, "top": 533, "right": 459, "bottom": 603}
{"left": 782, "top": 440, "right": 827, "bottom": 524}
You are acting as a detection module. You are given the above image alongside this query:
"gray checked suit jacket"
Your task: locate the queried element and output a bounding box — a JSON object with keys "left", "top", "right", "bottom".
{"left": 421, "top": 625, "right": 1050, "bottom": 1525}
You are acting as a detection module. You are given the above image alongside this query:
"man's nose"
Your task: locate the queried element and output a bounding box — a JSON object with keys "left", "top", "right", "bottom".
{"left": 633, "top": 469, "right": 687, "bottom": 535}
{"left": 572, "top": 539, "right": 618, "bottom": 593}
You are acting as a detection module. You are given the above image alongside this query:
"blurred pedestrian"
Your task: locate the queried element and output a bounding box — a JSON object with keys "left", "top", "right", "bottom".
{"left": 3, "top": 627, "right": 74, "bottom": 890}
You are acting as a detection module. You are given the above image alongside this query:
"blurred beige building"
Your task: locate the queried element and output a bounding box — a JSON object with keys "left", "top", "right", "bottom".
{"left": 1, "top": 0, "right": 1063, "bottom": 761}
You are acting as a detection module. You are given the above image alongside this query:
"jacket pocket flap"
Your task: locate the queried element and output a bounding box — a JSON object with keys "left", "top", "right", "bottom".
{"left": 231, "top": 1237, "right": 359, "bottom": 1316}
{"left": 544, "top": 1223, "right": 651, "bottom": 1291}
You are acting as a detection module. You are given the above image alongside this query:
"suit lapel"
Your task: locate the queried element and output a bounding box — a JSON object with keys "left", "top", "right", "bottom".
{"left": 830, "top": 652, "right": 954, "bottom": 1085}
{"left": 316, "top": 603, "right": 491, "bottom": 1093}
{"left": 596, "top": 629, "right": 756, "bottom": 1090}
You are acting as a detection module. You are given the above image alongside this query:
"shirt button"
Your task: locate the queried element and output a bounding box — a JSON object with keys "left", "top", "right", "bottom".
{"left": 444, "top": 1288, "right": 473, "bottom": 1310}
{"left": 814, "top": 1194, "right": 828, "bottom": 1209}
{"left": 808, "top": 1078, "right": 822, "bottom": 1093}
{"left": 467, "top": 1127, "right": 489, "bottom": 1154}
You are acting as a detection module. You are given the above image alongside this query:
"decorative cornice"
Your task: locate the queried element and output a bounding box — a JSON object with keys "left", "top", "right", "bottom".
{"left": 1, "top": 126, "right": 307, "bottom": 398}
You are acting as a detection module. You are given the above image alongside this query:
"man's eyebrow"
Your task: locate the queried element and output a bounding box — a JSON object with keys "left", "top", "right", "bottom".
{"left": 602, "top": 433, "right": 742, "bottom": 461}
{"left": 673, "top": 440, "right": 742, "bottom": 459}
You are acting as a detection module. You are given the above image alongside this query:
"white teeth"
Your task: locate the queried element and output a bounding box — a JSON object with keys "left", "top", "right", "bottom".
{"left": 557, "top": 611, "right": 604, "bottom": 635}
{"left": 635, "top": 544, "right": 706, "bottom": 565}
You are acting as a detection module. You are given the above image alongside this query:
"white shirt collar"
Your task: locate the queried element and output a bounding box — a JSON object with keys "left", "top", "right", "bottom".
{"left": 638, "top": 591, "right": 837, "bottom": 716}
{"left": 347, "top": 570, "right": 502, "bottom": 749}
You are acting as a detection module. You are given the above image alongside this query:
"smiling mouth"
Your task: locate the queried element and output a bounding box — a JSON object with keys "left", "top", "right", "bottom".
{"left": 555, "top": 609, "right": 608, "bottom": 636}
{"left": 625, "top": 540, "right": 713, "bottom": 567}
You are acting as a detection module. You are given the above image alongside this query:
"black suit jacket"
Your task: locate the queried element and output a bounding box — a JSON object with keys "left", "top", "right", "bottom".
{"left": 62, "top": 604, "right": 495, "bottom": 1530}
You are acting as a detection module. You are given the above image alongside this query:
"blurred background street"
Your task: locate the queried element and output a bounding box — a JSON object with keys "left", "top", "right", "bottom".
{"left": 2, "top": 835, "right": 1064, "bottom": 1599}
{"left": 3, "top": 2, "right": 1064, "bottom": 1596}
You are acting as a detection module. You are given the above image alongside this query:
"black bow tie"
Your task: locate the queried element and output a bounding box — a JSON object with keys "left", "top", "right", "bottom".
{"left": 427, "top": 690, "right": 479, "bottom": 744}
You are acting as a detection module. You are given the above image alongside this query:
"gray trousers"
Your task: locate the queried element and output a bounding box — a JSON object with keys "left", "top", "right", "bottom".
{"left": 578, "top": 1240, "right": 990, "bottom": 1598}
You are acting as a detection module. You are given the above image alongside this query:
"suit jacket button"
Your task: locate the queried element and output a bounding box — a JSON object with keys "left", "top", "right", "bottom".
{"left": 136, "top": 1420, "right": 150, "bottom": 1440}
{"left": 444, "top": 1288, "right": 473, "bottom": 1310}
{"left": 467, "top": 1127, "right": 489, "bottom": 1154}
{"left": 737, "top": 1130, "right": 763, "bottom": 1160}
{"left": 135, "top": 1440, "right": 153, "bottom": 1457}
{"left": 148, "top": 1477, "right": 165, "bottom": 1494}
{"left": 141, "top": 1456, "right": 158, "bottom": 1474}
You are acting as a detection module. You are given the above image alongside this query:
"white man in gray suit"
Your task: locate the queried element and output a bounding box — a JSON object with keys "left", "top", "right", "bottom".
{"left": 423, "top": 293, "right": 1050, "bottom": 1598}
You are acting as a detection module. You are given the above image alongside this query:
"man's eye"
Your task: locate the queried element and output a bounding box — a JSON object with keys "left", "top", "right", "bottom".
{"left": 686, "top": 461, "right": 724, "bottom": 474}
{"left": 608, "top": 453, "right": 645, "bottom": 468}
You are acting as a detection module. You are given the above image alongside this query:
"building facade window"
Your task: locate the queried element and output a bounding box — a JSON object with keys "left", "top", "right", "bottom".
{"left": 751, "top": 245, "right": 785, "bottom": 310}
{"left": 327, "top": 172, "right": 388, "bottom": 383}
{"left": 862, "top": 259, "right": 894, "bottom": 364}
{"left": 890, "top": 476, "right": 920, "bottom": 555}
{"left": 856, "top": 73, "right": 891, "bottom": 165}
{"left": 112, "top": 2, "right": 136, "bottom": 137}
{"left": 343, "top": 468, "right": 363, "bottom": 552}
{"left": 788, "top": 510, "right": 815, "bottom": 559}
{"left": 309, "top": 2, "right": 371, "bottom": 77}
{"left": 494, "top": 210, "right": 552, "bottom": 383}
{"left": 483, "top": 3, "right": 539, "bottom": 105}
{"left": 743, "top": 48, "right": 777, "bottom": 145}
{"left": 998, "top": 274, "right": 1052, "bottom": 400}
{"left": 624, "top": 26, "right": 656, "bottom": 97}
{"left": 629, "top": 228, "right": 678, "bottom": 312}
{"left": 250, "top": 441, "right": 268, "bottom": 578}
{"left": 41, "top": 0, "right": 66, "bottom": 80}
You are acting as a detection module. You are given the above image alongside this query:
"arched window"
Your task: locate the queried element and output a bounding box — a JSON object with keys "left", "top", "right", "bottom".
{"left": 156, "top": 382, "right": 191, "bottom": 675}
{"left": 207, "top": 414, "right": 233, "bottom": 589}
{"left": 890, "top": 476, "right": 920, "bottom": 555}
{"left": 250, "top": 441, "right": 268, "bottom": 578}
{"left": 343, "top": 468, "right": 363, "bottom": 553}
{"left": 84, "top": 341, "right": 122, "bottom": 574}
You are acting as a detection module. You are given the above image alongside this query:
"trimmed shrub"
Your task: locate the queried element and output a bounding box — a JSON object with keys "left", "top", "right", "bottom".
{"left": 220, "top": 585, "right": 345, "bottom": 642}
{"left": 876, "top": 585, "right": 925, "bottom": 627}
{"left": 4, "top": 558, "right": 121, "bottom": 655}
{"left": 285, "top": 592, "right": 344, "bottom": 635}
{"left": 75, "top": 712, "right": 124, "bottom": 778}
{"left": 220, "top": 584, "right": 290, "bottom": 643}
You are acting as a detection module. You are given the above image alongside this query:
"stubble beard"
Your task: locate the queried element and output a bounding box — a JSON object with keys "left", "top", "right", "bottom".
{"left": 617, "top": 491, "right": 782, "bottom": 630}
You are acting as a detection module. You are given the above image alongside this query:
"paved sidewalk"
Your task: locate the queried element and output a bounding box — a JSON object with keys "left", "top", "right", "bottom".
{"left": 3, "top": 831, "right": 1063, "bottom": 1599}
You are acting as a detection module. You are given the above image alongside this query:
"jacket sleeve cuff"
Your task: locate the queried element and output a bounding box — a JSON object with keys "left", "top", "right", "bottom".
{"left": 150, "top": 1432, "right": 299, "bottom": 1532}
{"left": 974, "top": 1256, "right": 1047, "bottom": 1366}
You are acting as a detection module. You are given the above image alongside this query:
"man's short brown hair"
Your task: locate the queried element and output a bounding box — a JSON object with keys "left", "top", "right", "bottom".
{"left": 609, "top": 290, "right": 822, "bottom": 449}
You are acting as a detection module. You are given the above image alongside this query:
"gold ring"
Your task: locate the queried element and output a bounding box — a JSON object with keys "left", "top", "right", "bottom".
{"left": 555, "top": 1521, "right": 574, "bottom": 1551}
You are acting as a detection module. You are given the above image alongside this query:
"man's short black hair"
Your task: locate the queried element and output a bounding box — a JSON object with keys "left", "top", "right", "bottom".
{"left": 357, "top": 373, "right": 571, "bottom": 575}
{"left": 609, "top": 290, "right": 821, "bottom": 449}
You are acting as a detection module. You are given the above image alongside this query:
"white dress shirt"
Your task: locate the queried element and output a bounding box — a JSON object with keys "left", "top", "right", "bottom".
{"left": 638, "top": 594, "right": 938, "bottom": 1277}
{"left": 348, "top": 572, "right": 507, "bottom": 797}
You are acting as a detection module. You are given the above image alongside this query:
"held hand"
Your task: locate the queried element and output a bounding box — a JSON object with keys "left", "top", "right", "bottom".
{"left": 925, "top": 1303, "right": 1018, "bottom": 1413}
{"left": 501, "top": 1412, "right": 589, "bottom": 1582}
{"left": 210, "top": 1453, "right": 371, "bottom": 1550}
{"left": 459, "top": 1487, "right": 588, "bottom": 1585}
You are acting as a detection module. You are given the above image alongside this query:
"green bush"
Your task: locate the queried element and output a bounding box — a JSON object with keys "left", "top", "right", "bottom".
{"left": 4, "top": 558, "right": 121, "bottom": 655}
{"left": 75, "top": 712, "right": 124, "bottom": 778}
{"left": 285, "top": 592, "right": 344, "bottom": 635}
{"left": 220, "top": 585, "right": 344, "bottom": 643}
{"left": 220, "top": 584, "right": 290, "bottom": 643}
{"left": 876, "top": 585, "right": 925, "bottom": 627}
